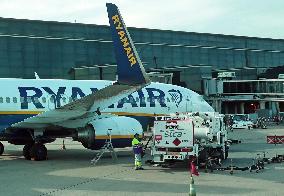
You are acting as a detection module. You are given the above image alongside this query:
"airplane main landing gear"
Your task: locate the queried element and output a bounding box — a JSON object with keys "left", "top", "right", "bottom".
{"left": 0, "top": 142, "right": 4, "bottom": 155}
{"left": 23, "top": 143, "right": 33, "bottom": 160}
{"left": 23, "top": 143, "right": 47, "bottom": 161}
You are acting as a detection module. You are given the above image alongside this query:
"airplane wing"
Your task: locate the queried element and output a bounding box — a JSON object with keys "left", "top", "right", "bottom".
{"left": 11, "top": 3, "right": 150, "bottom": 129}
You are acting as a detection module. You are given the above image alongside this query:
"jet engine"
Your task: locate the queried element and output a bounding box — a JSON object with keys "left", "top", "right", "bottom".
{"left": 74, "top": 116, "right": 143, "bottom": 150}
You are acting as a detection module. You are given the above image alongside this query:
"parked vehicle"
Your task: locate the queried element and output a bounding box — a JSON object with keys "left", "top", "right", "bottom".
{"left": 151, "top": 112, "right": 228, "bottom": 164}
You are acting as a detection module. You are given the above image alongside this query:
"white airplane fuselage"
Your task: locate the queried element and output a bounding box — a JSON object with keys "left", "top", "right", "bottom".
{"left": 0, "top": 78, "right": 213, "bottom": 132}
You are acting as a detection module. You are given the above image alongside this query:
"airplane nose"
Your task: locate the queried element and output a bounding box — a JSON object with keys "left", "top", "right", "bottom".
{"left": 201, "top": 102, "right": 214, "bottom": 112}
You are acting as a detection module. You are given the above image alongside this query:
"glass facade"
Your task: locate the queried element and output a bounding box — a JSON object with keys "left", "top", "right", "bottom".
{"left": 0, "top": 17, "right": 283, "bottom": 79}
{"left": 223, "top": 80, "right": 284, "bottom": 94}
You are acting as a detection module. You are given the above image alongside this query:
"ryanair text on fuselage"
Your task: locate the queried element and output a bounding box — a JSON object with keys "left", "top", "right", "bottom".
{"left": 17, "top": 87, "right": 183, "bottom": 109}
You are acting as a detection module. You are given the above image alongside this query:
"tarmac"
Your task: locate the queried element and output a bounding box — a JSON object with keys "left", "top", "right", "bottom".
{"left": 0, "top": 126, "right": 284, "bottom": 196}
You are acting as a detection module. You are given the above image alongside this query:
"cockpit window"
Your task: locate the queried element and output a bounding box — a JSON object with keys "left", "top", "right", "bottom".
{"left": 198, "top": 95, "right": 205, "bottom": 102}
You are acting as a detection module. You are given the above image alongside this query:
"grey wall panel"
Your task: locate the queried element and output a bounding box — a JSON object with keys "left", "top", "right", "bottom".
{"left": 0, "top": 17, "right": 282, "bottom": 85}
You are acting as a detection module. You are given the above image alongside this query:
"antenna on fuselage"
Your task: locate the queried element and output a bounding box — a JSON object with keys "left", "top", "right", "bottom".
{"left": 34, "top": 72, "right": 40, "bottom": 79}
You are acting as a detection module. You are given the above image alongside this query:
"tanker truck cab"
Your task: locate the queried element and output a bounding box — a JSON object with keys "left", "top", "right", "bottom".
{"left": 151, "top": 115, "right": 198, "bottom": 163}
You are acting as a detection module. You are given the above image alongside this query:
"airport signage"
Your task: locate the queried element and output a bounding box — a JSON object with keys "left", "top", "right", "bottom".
{"left": 267, "top": 135, "right": 284, "bottom": 144}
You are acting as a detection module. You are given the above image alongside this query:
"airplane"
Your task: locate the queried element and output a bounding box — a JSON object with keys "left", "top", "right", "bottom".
{"left": 0, "top": 3, "right": 214, "bottom": 161}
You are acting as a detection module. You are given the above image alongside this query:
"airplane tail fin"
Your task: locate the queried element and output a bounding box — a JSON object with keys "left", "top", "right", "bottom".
{"left": 106, "top": 3, "right": 150, "bottom": 85}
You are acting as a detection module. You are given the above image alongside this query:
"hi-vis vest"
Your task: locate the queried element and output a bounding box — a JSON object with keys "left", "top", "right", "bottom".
{"left": 132, "top": 138, "right": 140, "bottom": 146}
{"left": 132, "top": 138, "right": 142, "bottom": 154}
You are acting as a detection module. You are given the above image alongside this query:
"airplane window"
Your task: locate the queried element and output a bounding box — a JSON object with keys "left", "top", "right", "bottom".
{"left": 62, "top": 97, "right": 66, "bottom": 103}
{"left": 129, "top": 97, "right": 134, "bottom": 103}
{"left": 42, "top": 97, "right": 46, "bottom": 103}
{"left": 34, "top": 97, "right": 39, "bottom": 103}
{"left": 27, "top": 97, "right": 32, "bottom": 103}
{"left": 6, "top": 97, "right": 10, "bottom": 103}
{"left": 20, "top": 97, "right": 24, "bottom": 103}
{"left": 13, "top": 97, "right": 17, "bottom": 103}
{"left": 0, "top": 97, "right": 3, "bottom": 103}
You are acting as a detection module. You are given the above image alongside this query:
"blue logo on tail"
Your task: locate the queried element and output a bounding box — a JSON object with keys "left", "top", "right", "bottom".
{"left": 106, "top": 3, "right": 149, "bottom": 85}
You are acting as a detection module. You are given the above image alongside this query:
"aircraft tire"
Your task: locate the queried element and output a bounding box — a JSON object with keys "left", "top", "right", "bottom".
{"left": 30, "top": 143, "right": 47, "bottom": 161}
{"left": 23, "top": 143, "right": 33, "bottom": 160}
{"left": 0, "top": 142, "right": 4, "bottom": 155}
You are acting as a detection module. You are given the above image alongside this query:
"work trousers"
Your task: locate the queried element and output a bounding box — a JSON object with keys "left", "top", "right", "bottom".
{"left": 135, "top": 153, "right": 142, "bottom": 168}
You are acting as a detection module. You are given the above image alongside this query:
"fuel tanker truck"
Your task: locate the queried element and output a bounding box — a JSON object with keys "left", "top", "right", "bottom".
{"left": 151, "top": 112, "right": 228, "bottom": 163}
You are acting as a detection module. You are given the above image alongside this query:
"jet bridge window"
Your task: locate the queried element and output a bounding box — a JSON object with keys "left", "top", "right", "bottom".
{"left": 6, "top": 97, "right": 10, "bottom": 103}
{"left": 0, "top": 97, "right": 3, "bottom": 103}
{"left": 13, "top": 97, "right": 17, "bottom": 103}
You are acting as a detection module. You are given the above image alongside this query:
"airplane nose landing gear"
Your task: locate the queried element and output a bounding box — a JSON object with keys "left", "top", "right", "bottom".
{"left": 0, "top": 142, "right": 4, "bottom": 155}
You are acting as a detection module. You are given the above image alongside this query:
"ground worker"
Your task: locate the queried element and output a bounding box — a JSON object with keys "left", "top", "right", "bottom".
{"left": 132, "top": 133, "right": 144, "bottom": 170}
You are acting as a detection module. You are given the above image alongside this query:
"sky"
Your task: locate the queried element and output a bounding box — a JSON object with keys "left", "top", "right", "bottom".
{"left": 0, "top": 0, "right": 283, "bottom": 39}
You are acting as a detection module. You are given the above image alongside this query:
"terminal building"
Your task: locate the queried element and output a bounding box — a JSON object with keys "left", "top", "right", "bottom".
{"left": 0, "top": 17, "right": 284, "bottom": 115}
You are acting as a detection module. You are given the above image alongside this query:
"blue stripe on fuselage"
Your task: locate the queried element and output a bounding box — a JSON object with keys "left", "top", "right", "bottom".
{"left": 0, "top": 114, "right": 36, "bottom": 132}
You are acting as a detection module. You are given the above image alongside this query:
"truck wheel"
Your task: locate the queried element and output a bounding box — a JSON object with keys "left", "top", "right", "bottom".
{"left": 0, "top": 142, "right": 4, "bottom": 155}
